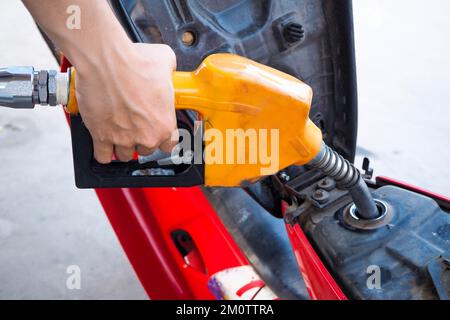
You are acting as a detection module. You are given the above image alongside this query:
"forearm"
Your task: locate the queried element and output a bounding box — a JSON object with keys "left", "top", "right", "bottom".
{"left": 23, "top": 0, "right": 178, "bottom": 163}
{"left": 22, "top": 0, "right": 132, "bottom": 71}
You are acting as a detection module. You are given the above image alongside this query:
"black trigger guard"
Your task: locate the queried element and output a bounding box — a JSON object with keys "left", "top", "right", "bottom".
{"left": 69, "top": 113, "right": 205, "bottom": 189}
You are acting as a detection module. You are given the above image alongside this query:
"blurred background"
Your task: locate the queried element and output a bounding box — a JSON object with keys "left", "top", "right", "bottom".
{"left": 0, "top": 0, "right": 449, "bottom": 299}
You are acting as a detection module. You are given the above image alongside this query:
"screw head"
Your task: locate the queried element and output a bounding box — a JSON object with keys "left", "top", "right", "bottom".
{"left": 317, "top": 178, "right": 336, "bottom": 191}
{"left": 312, "top": 189, "right": 330, "bottom": 204}
{"left": 278, "top": 171, "right": 290, "bottom": 182}
{"left": 181, "top": 31, "right": 196, "bottom": 46}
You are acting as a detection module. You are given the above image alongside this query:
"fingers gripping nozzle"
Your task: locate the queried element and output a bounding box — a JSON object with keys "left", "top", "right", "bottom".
{"left": 308, "top": 142, "right": 380, "bottom": 220}
{"left": 0, "top": 67, "right": 69, "bottom": 109}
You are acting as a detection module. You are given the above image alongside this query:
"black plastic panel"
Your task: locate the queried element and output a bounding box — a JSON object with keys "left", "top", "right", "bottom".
{"left": 299, "top": 185, "right": 450, "bottom": 300}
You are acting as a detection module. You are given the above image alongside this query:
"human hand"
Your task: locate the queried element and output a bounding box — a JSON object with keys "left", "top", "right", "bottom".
{"left": 75, "top": 43, "right": 178, "bottom": 163}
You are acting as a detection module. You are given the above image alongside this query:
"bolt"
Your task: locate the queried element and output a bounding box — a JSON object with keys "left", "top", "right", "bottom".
{"left": 312, "top": 189, "right": 330, "bottom": 204}
{"left": 278, "top": 171, "right": 290, "bottom": 182}
{"left": 181, "top": 31, "right": 196, "bottom": 46}
{"left": 317, "top": 178, "right": 336, "bottom": 191}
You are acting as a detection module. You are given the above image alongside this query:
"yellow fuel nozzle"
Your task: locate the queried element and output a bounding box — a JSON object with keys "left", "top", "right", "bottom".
{"left": 66, "top": 54, "right": 323, "bottom": 187}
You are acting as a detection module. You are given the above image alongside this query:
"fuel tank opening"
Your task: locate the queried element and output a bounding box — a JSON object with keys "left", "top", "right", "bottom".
{"left": 343, "top": 199, "right": 393, "bottom": 230}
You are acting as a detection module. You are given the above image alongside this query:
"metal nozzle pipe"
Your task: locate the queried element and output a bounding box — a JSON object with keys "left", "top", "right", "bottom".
{"left": 308, "top": 142, "right": 380, "bottom": 220}
{"left": 0, "top": 67, "right": 69, "bottom": 109}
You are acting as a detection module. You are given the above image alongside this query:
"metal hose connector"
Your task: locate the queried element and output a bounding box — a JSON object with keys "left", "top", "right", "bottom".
{"left": 308, "top": 142, "right": 380, "bottom": 220}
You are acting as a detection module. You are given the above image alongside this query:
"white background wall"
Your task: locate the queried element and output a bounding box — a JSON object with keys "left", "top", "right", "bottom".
{"left": 353, "top": 0, "right": 450, "bottom": 195}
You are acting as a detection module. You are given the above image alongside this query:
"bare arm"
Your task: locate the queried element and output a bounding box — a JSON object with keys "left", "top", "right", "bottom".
{"left": 23, "top": 0, "right": 178, "bottom": 162}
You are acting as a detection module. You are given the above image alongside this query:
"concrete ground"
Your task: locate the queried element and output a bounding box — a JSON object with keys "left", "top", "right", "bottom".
{"left": 0, "top": 0, "right": 448, "bottom": 299}
{"left": 0, "top": 2, "right": 147, "bottom": 299}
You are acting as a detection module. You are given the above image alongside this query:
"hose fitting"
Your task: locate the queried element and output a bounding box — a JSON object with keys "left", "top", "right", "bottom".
{"left": 308, "top": 142, "right": 380, "bottom": 220}
{"left": 0, "top": 67, "right": 68, "bottom": 109}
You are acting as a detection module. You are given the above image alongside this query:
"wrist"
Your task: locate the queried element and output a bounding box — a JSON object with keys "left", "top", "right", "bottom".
{"left": 70, "top": 35, "right": 134, "bottom": 75}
